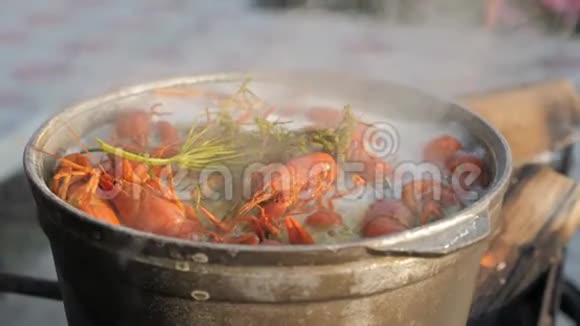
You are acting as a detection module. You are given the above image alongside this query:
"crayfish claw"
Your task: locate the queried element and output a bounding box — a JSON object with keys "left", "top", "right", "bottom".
{"left": 285, "top": 217, "right": 314, "bottom": 245}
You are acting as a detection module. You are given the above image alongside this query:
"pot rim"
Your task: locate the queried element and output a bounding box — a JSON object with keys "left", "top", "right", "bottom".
{"left": 23, "top": 71, "right": 512, "bottom": 254}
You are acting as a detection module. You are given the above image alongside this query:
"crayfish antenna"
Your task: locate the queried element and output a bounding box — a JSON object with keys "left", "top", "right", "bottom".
{"left": 63, "top": 124, "right": 110, "bottom": 176}
{"left": 238, "top": 190, "right": 272, "bottom": 217}
{"left": 199, "top": 205, "right": 229, "bottom": 233}
{"left": 232, "top": 216, "right": 265, "bottom": 239}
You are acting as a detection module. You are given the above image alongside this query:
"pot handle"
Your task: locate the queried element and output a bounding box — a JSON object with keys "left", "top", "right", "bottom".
{"left": 364, "top": 209, "right": 491, "bottom": 256}
{"left": 0, "top": 272, "right": 62, "bottom": 301}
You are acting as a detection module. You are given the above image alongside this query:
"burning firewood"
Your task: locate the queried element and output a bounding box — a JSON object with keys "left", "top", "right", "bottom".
{"left": 460, "top": 80, "right": 580, "bottom": 317}
{"left": 472, "top": 165, "right": 580, "bottom": 316}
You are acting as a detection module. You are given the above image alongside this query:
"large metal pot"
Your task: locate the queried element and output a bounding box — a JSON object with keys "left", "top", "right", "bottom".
{"left": 23, "top": 72, "right": 512, "bottom": 326}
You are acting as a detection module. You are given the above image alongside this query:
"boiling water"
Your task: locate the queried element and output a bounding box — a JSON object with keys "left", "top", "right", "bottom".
{"left": 62, "top": 80, "right": 489, "bottom": 244}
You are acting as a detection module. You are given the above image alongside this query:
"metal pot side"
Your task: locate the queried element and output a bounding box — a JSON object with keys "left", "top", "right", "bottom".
{"left": 23, "top": 72, "right": 512, "bottom": 326}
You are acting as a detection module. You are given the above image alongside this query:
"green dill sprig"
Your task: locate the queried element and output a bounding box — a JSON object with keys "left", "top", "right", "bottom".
{"left": 96, "top": 124, "right": 244, "bottom": 171}
{"left": 295, "top": 104, "right": 358, "bottom": 158}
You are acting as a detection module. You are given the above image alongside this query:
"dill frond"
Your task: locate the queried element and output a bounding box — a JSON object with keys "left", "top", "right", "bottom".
{"left": 96, "top": 124, "right": 244, "bottom": 171}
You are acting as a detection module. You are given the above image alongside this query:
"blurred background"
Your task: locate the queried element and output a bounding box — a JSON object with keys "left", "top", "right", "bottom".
{"left": 0, "top": 0, "right": 579, "bottom": 325}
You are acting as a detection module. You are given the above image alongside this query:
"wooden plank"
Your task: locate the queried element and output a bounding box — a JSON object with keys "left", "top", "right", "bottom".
{"left": 499, "top": 166, "right": 580, "bottom": 245}
{"left": 460, "top": 80, "right": 580, "bottom": 167}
